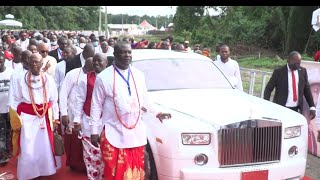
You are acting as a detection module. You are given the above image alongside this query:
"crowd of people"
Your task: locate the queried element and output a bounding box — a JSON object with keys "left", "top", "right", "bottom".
{"left": 0, "top": 29, "right": 178, "bottom": 180}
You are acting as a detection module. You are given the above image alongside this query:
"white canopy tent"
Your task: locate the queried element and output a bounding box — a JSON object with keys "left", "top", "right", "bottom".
{"left": 0, "top": 14, "right": 23, "bottom": 27}
{"left": 159, "top": 26, "right": 165, "bottom": 31}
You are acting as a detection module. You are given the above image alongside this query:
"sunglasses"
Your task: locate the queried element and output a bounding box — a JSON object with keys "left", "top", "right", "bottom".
{"left": 41, "top": 50, "right": 49, "bottom": 53}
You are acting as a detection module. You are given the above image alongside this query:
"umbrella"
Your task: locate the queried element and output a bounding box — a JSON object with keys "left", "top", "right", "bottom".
{"left": 0, "top": 14, "right": 23, "bottom": 27}
{"left": 311, "top": 8, "right": 320, "bottom": 31}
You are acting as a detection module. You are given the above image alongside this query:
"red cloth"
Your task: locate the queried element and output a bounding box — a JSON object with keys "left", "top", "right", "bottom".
{"left": 64, "top": 131, "right": 87, "bottom": 172}
{"left": 16, "top": 102, "right": 56, "bottom": 166}
{"left": 83, "top": 72, "right": 96, "bottom": 117}
{"left": 100, "top": 130, "right": 145, "bottom": 180}
{"left": 135, "top": 41, "right": 149, "bottom": 49}
{"left": 4, "top": 51, "right": 13, "bottom": 60}
{"left": 202, "top": 51, "right": 210, "bottom": 57}
{"left": 291, "top": 70, "right": 297, "bottom": 102}
{"left": 314, "top": 50, "right": 320, "bottom": 61}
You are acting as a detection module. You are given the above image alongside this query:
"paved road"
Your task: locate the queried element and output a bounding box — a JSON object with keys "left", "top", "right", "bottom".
{"left": 306, "top": 154, "right": 320, "bottom": 179}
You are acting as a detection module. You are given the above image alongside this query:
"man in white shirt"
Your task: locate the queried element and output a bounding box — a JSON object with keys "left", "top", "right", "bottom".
{"left": 4, "top": 46, "right": 23, "bottom": 71}
{"left": 184, "top": 40, "right": 192, "bottom": 52}
{"left": 0, "top": 52, "right": 14, "bottom": 165}
{"left": 8, "top": 50, "right": 32, "bottom": 110}
{"left": 76, "top": 37, "right": 87, "bottom": 55}
{"left": 55, "top": 46, "right": 77, "bottom": 92}
{"left": 73, "top": 53, "right": 109, "bottom": 179}
{"left": 38, "top": 43, "right": 57, "bottom": 77}
{"left": 214, "top": 45, "right": 243, "bottom": 91}
{"left": 59, "top": 57, "right": 93, "bottom": 173}
{"left": 96, "top": 41, "right": 114, "bottom": 56}
{"left": 16, "top": 31, "right": 29, "bottom": 51}
{"left": 49, "top": 34, "right": 59, "bottom": 52}
{"left": 89, "top": 42, "right": 171, "bottom": 179}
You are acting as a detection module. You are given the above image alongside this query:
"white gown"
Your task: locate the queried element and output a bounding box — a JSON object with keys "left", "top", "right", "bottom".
{"left": 12, "top": 72, "right": 60, "bottom": 180}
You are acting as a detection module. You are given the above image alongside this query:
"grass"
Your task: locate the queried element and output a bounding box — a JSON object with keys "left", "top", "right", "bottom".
{"left": 237, "top": 56, "right": 286, "bottom": 72}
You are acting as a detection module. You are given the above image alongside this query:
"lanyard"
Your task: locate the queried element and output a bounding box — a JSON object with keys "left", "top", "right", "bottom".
{"left": 114, "top": 65, "right": 131, "bottom": 96}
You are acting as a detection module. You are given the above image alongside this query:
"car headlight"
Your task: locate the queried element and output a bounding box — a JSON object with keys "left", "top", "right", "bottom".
{"left": 181, "top": 133, "right": 211, "bottom": 145}
{"left": 284, "top": 126, "right": 301, "bottom": 139}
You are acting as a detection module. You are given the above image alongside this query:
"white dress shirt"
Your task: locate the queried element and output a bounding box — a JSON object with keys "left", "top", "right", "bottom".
{"left": 54, "top": 60, "right": 66, "bottom": 92}
{"left": 90, "top": 66, "right": 159, "bottom": 148}
{"left": 59, "top": 68, "right": 85, "bottom": 128}
{"left": 95, "top": 45, "right": 114, "bottom": 56}
{"left": 4, "top": 60, "right": 23, "bottom": 71}
{"left": 16, "top": 39, "right": 30, "bottom": 51}
{"left": 11, "top": 72, "right": 59, "bottom": 120}
{"left": 73, "top": 72, "right": 104, "bottom": 137}
{"left": 75, "top": 46, "right": 83, "bottom": 55}
{"left": 285, "top": 64, "right": 300, "bottom": 107}
{"left": 80, "top": 53, "right": 86, "bottom": 67}
{"left": 57, "top": 48, "right": 63, "bottom": 60}
{"left": 214, "top": 58, "right": 243, "bottom": 91}
{"left": 8, "top": 68, "right": 28, "bottom": 109}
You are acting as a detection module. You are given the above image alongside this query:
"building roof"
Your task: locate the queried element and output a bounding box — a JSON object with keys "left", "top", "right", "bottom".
{"left": 108, "top": 24, "right": 139, "bottom": 29}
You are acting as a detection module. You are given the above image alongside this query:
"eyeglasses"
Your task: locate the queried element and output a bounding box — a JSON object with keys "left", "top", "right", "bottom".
{"left": 41, "top": 50, "right": 49, "bottom": 54}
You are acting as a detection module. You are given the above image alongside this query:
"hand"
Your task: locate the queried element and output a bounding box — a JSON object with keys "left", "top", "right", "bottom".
{"left": 310, "top": 110, "right": 316, "bottom": 120}
{"left": 91, "top": 134, "right": 100, "bottom": 147}
{"left": 156, "top": 112, "right": 172, "bottom": 122}
{"left": 43, "top": 61, "right": 51, "bottom": 72}
{"left": 53, "top": 119, "right": 60, "bottom": 129}
{"left": 61, "top": 115, "right": 69, "bottom": 127}
{"left": 73, "top": 122, "right": 81, "bottom": 131}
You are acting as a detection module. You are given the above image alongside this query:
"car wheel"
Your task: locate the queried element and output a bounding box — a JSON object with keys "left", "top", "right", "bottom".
{"left": 145, "top": 143, "right": 158, "bottom": 180}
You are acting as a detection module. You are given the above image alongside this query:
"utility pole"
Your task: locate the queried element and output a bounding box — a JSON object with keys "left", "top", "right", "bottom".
{"left": 98, "top": 6, "right": 101, "bottom": 35}
{"left": 105, "top": 6, "right": 108, "bottom": 38}
{"left": 121, "top": 14, "right": 124, "bottom": 35}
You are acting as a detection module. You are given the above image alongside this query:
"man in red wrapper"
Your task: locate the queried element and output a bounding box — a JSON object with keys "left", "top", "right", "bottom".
{"left": 89, "top": 41, "right": 171, "bottom": 180}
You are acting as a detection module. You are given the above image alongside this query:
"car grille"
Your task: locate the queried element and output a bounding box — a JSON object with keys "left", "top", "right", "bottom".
{"left": 218, "top": 122, "right": 282, "bottom": 167}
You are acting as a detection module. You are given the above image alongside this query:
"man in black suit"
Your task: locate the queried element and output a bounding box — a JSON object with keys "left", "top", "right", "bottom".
{"left": 264, "top": 51, "right": 316, "bottom": 119}
{"left": 65, "top": 44, "right": 95, "bottom": 74}
{"left": 49, "top": 37, "right": 68, "bottom": 63}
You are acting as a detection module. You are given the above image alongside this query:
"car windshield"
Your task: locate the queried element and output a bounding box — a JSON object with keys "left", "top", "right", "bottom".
{"left": 132, "top": 58, "right": 233, "bottom": 91}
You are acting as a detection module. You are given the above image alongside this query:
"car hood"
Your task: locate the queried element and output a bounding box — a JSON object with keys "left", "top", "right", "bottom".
{"left": 149, "top": 89, "right": 304, "bottom": 127}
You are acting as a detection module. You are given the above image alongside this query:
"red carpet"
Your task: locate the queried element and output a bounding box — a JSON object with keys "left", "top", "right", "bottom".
{"left": 0, "top": 156, "right": 315, "bottom": 180}
{"left": 0, "top": 155, "right": 87, "bottom": 180}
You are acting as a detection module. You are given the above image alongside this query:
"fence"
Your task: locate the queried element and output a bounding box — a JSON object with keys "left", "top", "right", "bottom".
{"left": 240, "top": 67, "right": 273, "bottom": 98}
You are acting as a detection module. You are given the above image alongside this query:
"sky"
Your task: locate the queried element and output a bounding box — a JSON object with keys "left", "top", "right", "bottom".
{"left": 103, "top": 6, "right": 220, "bottom": 17}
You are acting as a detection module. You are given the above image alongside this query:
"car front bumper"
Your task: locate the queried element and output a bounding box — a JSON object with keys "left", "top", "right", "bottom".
{"left": 158, "top": 157, "right": 306, "bottom": 180}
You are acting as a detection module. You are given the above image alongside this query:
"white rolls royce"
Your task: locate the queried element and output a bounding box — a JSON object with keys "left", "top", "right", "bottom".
{"left": 132, "top": 50, "right": 307, "bottom": 180}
